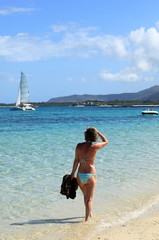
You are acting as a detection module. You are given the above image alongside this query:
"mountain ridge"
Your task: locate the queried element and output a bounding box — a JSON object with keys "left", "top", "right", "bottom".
{"left": 48, "top": 85, "right": 159, "bottom": 103}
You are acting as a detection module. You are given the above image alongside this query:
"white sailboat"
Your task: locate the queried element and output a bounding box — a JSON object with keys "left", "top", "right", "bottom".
{"left": 16, "top": 72, "right": 35, "bottom": 111}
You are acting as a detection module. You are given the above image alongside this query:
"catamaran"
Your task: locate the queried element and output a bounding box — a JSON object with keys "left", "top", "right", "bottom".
{"left": 15, "top": 72, "right": 35, "bottom": 111}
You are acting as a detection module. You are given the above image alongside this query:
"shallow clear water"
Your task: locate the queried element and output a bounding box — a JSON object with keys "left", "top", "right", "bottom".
{"left": 0, "top": 106, "right": 159, "bottom": 239}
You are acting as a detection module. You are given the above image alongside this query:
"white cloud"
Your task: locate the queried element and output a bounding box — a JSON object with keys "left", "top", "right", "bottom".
{"left": 99, "top": 24, "right": 159, "bottom": 82}
{"left": 128, "top": 26, "right": 159, "bottom": 76}
{"left": 1, "top": 22, "right": 159, "bottom": 82}
{"left": 0, "top": 25, "right": 128, "bottom": 61}
{"left": 51, "top": 24, "right": 69, "bottom": 33}
{"left": 0, "top": 34, "right": 58, "bottom": 61}
{"left": 0, "top": 7, "right": 37, "bottom": 15}
{"left": 51, "top": 22, "right": 98, "bottom": 33}
{"left": 99, "top": 68, "right": 142, "bottom": 82}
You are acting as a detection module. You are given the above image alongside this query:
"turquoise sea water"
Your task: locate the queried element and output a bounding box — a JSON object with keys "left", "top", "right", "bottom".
{"left": 0, "top": 106, "right": 159, "bottom": 239}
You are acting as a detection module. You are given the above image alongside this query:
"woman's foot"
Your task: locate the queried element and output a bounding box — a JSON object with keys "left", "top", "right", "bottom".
{"left": 85, "top": 213, "right": 93, "bottom": 222}
{"left": 90, "top": 212, "right": 93, "bottom": 217}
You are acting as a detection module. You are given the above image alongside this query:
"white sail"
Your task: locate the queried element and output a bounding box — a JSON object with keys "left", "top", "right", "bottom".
{"left": 16, "top": 72, "right": 29, "bottom": 106}
{"left": 16, "top": 87, "right": 21, "bottom": 106}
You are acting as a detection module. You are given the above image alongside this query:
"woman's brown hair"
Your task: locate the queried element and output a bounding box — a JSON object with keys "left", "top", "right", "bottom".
{"left": 84, "top": 127, "right": 98, "bottom": 142}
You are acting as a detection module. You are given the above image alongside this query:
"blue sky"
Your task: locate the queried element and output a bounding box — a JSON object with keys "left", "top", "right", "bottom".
{"left": 1, "top": 0, "right": 159, "bottom": 103}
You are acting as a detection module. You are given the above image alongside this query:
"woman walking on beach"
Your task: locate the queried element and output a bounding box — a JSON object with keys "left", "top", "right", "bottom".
{"left": 71, "top": 127, "right": 108, "bottom": 222}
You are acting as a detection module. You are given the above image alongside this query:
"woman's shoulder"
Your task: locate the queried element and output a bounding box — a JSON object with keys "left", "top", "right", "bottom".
{"left": 76, "top": 142, "right": 86, "bottom": 148}
{"left": 77, "top": 142, "right": 85, "bottom": 146}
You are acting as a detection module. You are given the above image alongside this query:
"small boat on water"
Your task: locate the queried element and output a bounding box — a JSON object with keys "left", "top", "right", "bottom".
{"left": 141, "top": 109, "right": 158, "bottom": 115}
{"left": 14, "top": 72, "right": 35, "bottom": 111}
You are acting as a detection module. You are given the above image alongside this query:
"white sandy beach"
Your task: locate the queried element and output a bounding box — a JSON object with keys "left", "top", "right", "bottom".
{"left": 52, "top": 201, "right": 159, "bottom": 240}
{"left": 47, "top": 212, "right": 159, "bottom": 240}
{"left": 3, "top": 213, "right": 159, "bottom": 240}
{"left": 2, "top": 195, "right": 159, "bottom": 240}
{"left": 93, "top": 214, "right": 159, "bottom": 240}
{"left": 89, "top": 200, "right": 159, "bottom": 240}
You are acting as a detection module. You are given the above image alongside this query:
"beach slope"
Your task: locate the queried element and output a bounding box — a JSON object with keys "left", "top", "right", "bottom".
{"left": 94, "top": 214, "right": 159, "bottom": 240}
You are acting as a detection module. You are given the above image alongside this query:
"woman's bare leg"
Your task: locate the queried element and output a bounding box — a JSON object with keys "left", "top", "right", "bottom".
{"left": 85, "top": 177, "right": 96, "bottom": 221}
{"left": 77, "top": 175, "right": 96, "bottom": 221}
{"left": 77, "top": 177, "right": 87, "bottom": 206}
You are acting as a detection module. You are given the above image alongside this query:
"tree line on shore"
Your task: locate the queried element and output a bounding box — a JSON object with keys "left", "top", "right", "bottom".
{"left": 1, "top": 99, "right": 159, "bottom": 107}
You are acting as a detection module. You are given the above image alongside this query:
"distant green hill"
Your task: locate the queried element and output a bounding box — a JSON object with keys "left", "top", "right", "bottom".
{"left": 48, "top": 85, "right": 159, "bottom": 103}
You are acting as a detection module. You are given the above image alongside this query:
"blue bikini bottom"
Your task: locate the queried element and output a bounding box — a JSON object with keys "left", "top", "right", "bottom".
{"left": 78, "top": 173, "right": 95, "bottom": 184}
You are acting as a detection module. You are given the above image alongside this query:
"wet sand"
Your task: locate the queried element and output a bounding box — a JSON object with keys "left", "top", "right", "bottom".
{"left": 92, "top": 211, "right": 159, "bottom": 240}
{"left": 94, "top": 216, "right": 159, "bottom": 240}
